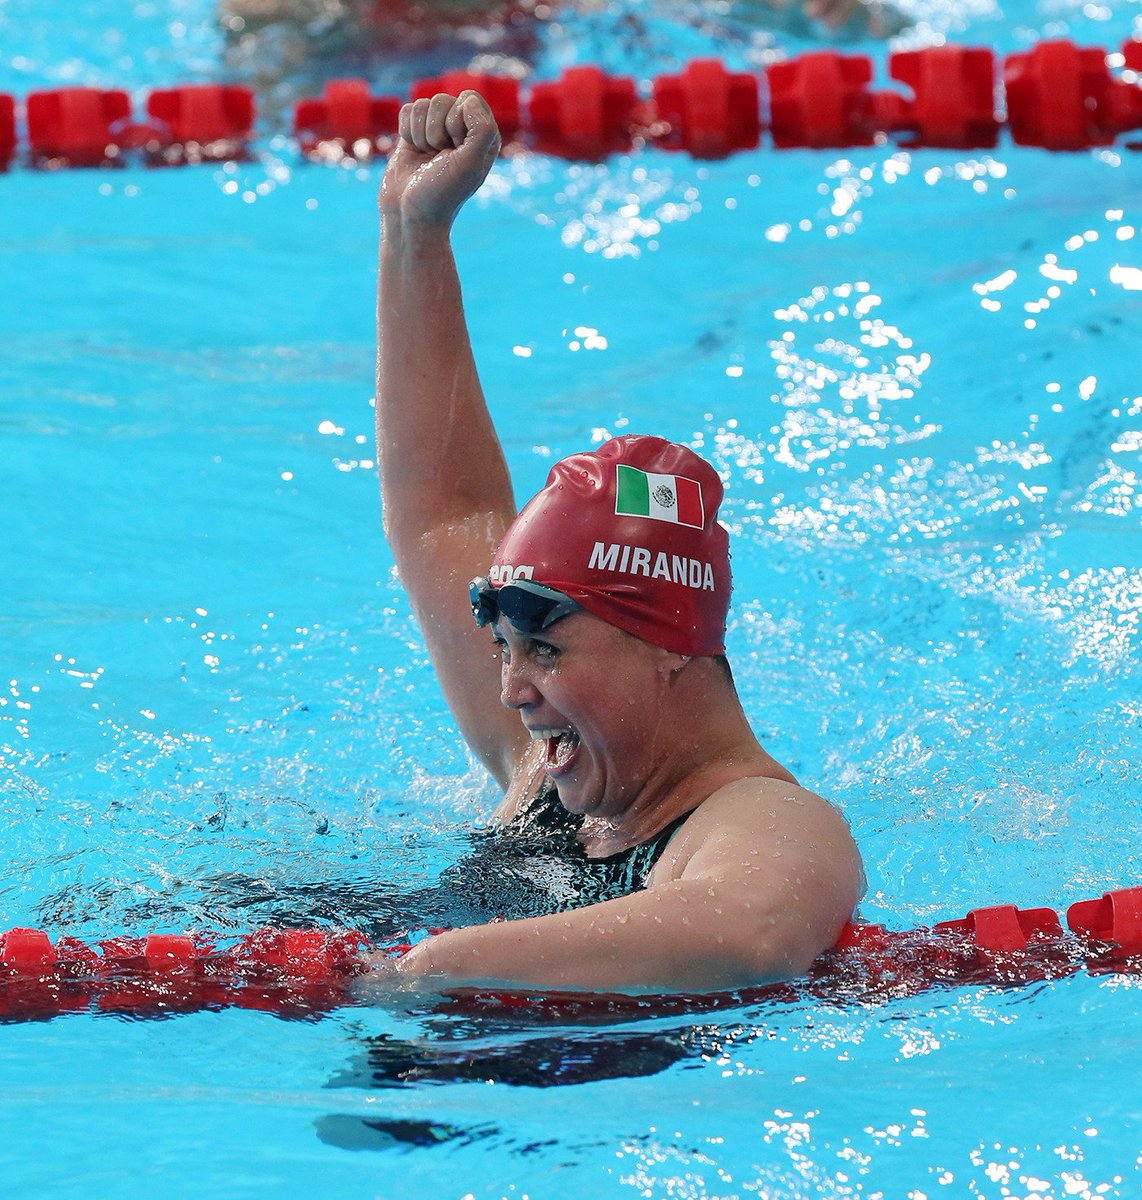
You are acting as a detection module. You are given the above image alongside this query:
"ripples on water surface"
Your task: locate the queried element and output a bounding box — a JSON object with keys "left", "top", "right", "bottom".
{"left": 0, "top": 0, "right": 1140, "bottom": 1196}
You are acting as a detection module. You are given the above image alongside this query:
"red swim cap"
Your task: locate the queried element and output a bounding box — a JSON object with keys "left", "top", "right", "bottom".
{"left": 490, "top": 435, "right": 730, "bottom": 656}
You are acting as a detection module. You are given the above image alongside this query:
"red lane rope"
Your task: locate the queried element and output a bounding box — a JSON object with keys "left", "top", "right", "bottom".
{"left": 1, "top": 886, "right": 1139, "bottom": 1020}
{"left": 1, "top": 37, "right": 1139, "bottom": 171}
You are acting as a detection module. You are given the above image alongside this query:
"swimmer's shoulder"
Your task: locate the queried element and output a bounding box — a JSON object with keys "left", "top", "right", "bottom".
{"left": 648, "top": 774, "right": 863, "bottom": 887}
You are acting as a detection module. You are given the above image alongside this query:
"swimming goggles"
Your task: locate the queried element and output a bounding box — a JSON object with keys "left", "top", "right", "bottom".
{"left": 469, "top": 576, "right": 583, "bottom": 633}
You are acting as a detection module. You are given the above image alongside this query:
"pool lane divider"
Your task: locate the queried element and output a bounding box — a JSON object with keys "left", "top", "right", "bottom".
{"left": 1, "top": 36, "right": 1140, "bottom": 171}
{"left": 0, "top": 886, "right": 1140, "bottom": 1021}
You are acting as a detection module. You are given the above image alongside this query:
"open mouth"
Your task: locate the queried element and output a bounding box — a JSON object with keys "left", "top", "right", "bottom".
{"left": 531, "top": 726, "right": 581, "bottom": 772}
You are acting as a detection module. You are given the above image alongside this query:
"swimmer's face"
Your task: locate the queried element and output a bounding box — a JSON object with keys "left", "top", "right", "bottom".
{"left": 493, "top": 610, "right": 685, "bottom": 818}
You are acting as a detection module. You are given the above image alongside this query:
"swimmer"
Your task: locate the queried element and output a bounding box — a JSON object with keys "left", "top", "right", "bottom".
{"left": 369, "top": 90, "right": 864, "bottom": 994}
{"left": 217, "top": 0, "right": 904, "bottom": 113}
{"left": 219, "top": 0, "right": 903, "bottom": 55}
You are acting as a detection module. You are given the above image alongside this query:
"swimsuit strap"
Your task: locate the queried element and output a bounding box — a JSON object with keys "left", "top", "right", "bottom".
{"left": 510, "top": 779, "right": 693, "bottom": 883}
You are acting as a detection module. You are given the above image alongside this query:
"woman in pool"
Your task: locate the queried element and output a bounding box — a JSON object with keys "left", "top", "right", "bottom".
{"left": 221, "top": 0, "right": 886, "bottom": 36}
{"left": 372, "top": 90, "right": 863, "bottom": 993}
{"left": 218, "top": 0, "right": 901, "bottom": 115}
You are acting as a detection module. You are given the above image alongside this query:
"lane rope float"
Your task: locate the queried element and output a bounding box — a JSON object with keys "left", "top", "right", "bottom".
{"left": 1, "top": 37, "right": 1140, "bottom": 171}
{"left": 1, "top": 886, "right": 1139, "bottom": 1021}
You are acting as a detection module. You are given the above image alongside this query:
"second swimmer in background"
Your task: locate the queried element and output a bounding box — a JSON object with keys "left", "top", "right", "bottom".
{"left": 221, "top": 0, "right": 889, "bottom": 30}
{"left": 220, "top": 0, "right": 903, "bottom": 89}
{"left": 363, "top": 90, "right": 864, "bottom": 995}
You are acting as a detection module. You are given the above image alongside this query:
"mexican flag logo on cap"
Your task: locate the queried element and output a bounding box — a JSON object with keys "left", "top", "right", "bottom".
{"left": 615, "top": 464, "right": 705, "bottom": 529}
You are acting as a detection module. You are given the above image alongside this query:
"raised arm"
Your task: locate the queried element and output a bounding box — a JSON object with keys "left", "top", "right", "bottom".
{"left": 376, "top": 91, "right": 528, "bottom": 786}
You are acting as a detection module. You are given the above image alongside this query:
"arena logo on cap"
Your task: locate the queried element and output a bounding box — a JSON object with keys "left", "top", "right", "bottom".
{"left": 615, "top": 465, "right": 705, "bottom": 529}
{"left": 489, "top": 563, "right": 534, "bottom": 584}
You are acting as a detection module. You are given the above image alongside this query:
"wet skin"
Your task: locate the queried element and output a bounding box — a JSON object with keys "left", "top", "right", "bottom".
{"left": 493, "top": 612, "right": 698, "bottom": 832}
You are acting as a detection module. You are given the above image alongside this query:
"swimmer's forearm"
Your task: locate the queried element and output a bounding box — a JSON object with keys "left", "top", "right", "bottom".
{"left": 376, "top": 221, "right": 515, "bottom": 541}
{"left": 391, "top": 881, "right": 816, "bottom": 993}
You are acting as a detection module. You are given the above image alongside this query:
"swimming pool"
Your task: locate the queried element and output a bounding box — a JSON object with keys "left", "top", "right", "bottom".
{"left": 2, "top": 0, "right": 1141, "bottom": 1195}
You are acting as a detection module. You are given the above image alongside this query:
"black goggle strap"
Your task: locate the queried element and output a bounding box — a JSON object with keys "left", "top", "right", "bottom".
{"left": 468, "top": 576, "right": 582, "bottom": 632}
{"left": 469, "top": 576, "right": 499, "bottom": 627}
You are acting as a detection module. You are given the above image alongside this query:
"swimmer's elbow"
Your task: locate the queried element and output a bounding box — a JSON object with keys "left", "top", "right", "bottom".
{"left": 682, "top": 878, "right": 858, "bottom": 987}
{"left": 711, "top": 922, "right": 821, "bottom": 986}
{"left": 666, "top": 924, "right": 811, "bottom": 991}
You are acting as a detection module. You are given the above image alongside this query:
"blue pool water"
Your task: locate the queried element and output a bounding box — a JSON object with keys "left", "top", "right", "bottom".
{"left": 2, "top": 0, "right": 1141, "bottom": 1196}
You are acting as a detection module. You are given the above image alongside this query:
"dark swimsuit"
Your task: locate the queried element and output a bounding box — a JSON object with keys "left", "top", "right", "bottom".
{"left": 483, "top": 780, "right": 691, "bottom": 908}
{"left": 379, "top": 781, "right": 691, "bottom": 935}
